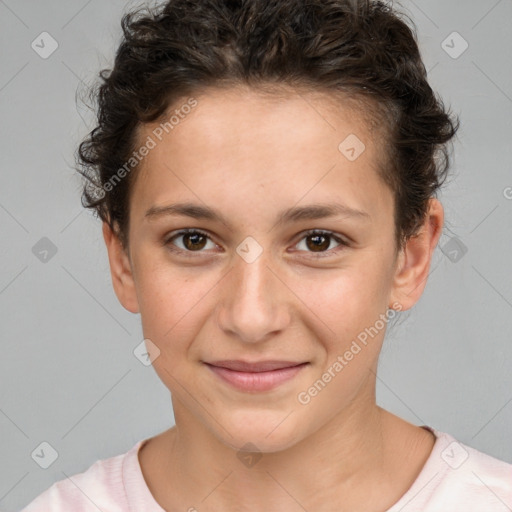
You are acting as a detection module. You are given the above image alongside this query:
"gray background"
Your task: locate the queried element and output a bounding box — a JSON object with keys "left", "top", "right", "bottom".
{"left": 1, "top": 1, "right": 511, "bottom": 510}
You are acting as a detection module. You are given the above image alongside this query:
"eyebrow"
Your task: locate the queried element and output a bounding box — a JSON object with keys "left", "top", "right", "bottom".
{"left": 144, "top": 201, "right": 370, "bottom": 229}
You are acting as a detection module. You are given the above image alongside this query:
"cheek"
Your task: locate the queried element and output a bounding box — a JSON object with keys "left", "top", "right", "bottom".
{"left": 313, "top": 262, "right": 392, "bottom": 327}
{"left": 134, "top": 254, "right": 219, "bottom": 354}
{"left": 297, "top": 272, "right": 391, "bottom": 410}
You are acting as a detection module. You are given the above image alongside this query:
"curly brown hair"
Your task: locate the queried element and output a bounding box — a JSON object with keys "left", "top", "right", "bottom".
{"left": 77, "top": 0, "right": 459, "bottom": 252}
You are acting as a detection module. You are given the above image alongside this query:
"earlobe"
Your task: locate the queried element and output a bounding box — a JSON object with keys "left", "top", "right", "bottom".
{"left": 388, "top": 198, "right": 444, "bottom": 311}
{"left": 102, "top": 222, "right": 140, "bottom": 314}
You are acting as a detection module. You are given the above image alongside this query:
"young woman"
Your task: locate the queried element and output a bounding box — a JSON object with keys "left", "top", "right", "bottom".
{"left": 22, "top": 0, "right": 512, "bottom": 510}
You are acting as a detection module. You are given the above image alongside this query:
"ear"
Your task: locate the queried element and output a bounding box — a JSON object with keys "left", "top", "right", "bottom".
{"left": 388, "top": 198, "right": 444, "bottom": 311}
{"left": 102, "top": 221, "right": 140, "bottom": 314}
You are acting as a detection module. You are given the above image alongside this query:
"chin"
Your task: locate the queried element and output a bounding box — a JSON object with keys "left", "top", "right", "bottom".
{"left": 214, "top": 409, "right": 305, "bottom": 454}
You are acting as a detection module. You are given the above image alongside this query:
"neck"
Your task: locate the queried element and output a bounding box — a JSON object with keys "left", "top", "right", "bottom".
{"left": 140, "top": 393, "right": 429, "bottom": 511}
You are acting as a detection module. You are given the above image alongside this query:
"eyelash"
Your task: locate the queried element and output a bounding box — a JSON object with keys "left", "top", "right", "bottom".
{"left": 163, "top": 228, "right": 349, "bottom": 258}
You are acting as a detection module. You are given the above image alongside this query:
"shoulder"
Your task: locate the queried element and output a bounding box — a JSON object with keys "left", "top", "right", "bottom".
{"left": 390, "top": 427, "right": 512, "bottom": 512}
{"left": 432, "top": 430, "right": 512, "bottom": 507}
{"left": 21, "top": 441, "right": 144, "bottom": 512}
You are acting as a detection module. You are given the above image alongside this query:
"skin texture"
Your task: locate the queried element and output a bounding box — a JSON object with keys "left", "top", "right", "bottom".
{"left": 103, "top": 85, "right": 443, "bottom": 511}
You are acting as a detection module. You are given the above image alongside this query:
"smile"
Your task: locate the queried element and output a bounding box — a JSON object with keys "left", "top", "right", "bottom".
{"left": 204, "top": 361, "right": 309, "bottom": 392}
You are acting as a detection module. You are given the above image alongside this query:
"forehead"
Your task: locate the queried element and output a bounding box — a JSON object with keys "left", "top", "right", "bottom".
{"left": 147, "top": 84, "right": 385, "bottom": 153}
{"left": 130, "top": 85, "right": 392, "bottom": 223}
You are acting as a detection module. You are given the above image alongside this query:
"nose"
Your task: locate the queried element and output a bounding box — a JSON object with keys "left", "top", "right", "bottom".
{"left": 215, "top": 246, "right": 291, "bottom": 344}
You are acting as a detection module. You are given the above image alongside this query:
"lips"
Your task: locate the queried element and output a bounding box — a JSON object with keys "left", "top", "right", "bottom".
{"left": 205, "top": 360, "right": 306, "bottom": 372}
{"left": 204, "top": 360, "right": 309, "bottom": 392}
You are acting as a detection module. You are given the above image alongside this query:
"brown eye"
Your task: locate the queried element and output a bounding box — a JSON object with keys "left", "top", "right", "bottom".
{"left": 165, "top": 229, "right": 215, "bottom": 253}
{"left": 295, "top": 230, "right": 348, "bottom": 257}
{"left": 305, "top": 233, "right": 330, "bottom": 252}
{"left": 182, "top": 232, "right": 207, "bottom": 251}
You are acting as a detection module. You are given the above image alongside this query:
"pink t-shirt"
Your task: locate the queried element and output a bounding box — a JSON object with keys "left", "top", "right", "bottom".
{"left": 21, "top": 426, "right": 512, "bottom": 511}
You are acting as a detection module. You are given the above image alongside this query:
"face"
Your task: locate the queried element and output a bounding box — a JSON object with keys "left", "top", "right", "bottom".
{"left": 104, "top": 86, "right": 439, "bottom": 453}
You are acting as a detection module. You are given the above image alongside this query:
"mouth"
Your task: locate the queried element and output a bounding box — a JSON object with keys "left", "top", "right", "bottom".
{"left": 203, "top": 360, "right": 309, "bottom": 392}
